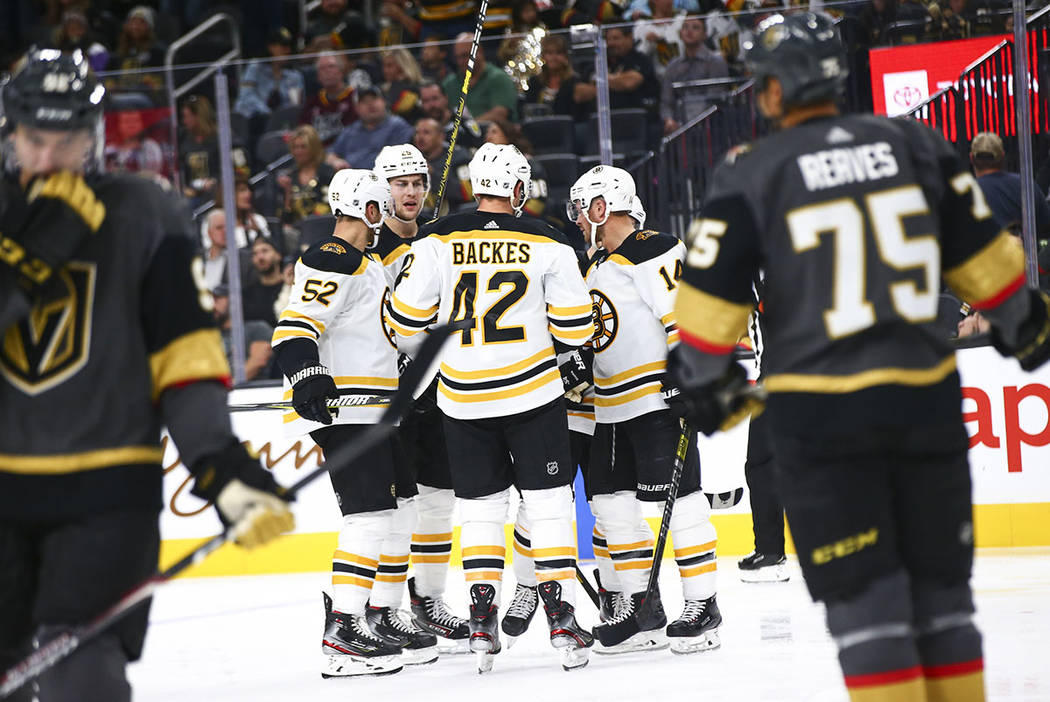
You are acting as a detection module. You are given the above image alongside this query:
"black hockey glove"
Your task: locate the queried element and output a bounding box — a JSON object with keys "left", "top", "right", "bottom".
{"left": 560, "top": 348, "right": 593, "bottom": 402}
{"left": 190, "top": 441, "right": 295, "bottom": 549}
{"left": 289, "top": 361, "right": 338, "bottom": 424}
{"left": 411, "top": 377, "right": 439, "bottom": 414}
{"left": 0, "top": 172, "right": 106, "bottom": 293}
{"left": 991, "top": 288, "right": 1050, "bottom": 371}
{"left": 660, "top": 382, "right": 689, "bottom": 422}
{"left": 666, "top": 348, "right": 765, "bottom": 436}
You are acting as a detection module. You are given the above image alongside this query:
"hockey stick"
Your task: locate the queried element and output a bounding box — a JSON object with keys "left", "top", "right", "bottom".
{"left": 0, "top": 325, "right": 457, "bottom": 700}
{"left": 428, "top": 0, "right": 489, "bottom": 222}
{"left": 575, "top": 565, "right": 601, "bottom": 609}
{"left": 637, "top": 420, "right": 692, "bottom": 621}
{"left": 228, "top": 394, "right": 393, "bottom": 413}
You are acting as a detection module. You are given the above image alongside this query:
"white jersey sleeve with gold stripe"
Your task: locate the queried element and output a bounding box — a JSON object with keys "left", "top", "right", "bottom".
{"left": 273, "top": 240, "right": 399, "bottom": 433}
{"left": 588, "top": 231, "right": 685, "bottom": 424}
{"left": 389, "top": 211, "right": 592, "bottom": 420}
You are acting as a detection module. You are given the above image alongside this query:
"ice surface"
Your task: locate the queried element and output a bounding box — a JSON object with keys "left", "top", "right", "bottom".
{"left": 128, "top": 548, "right": 1050, "bottom": 702}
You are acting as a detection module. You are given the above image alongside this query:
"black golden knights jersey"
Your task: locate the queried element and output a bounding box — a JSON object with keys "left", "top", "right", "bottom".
{"left": 0, "top": 174, "right": 230, "bottom": 520}
{"left": 674, "top": 114, "right": 1025, "bottom": 426}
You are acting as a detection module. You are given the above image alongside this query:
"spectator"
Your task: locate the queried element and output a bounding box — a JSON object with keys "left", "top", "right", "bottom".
{"left": 498, "top": 0, "right": 546, "bottom": 84}
{"left": 214, "top": 175, "right": 272, "bottom": 249}
{"left": 305, "top": 0, "right": 354, "bottom": 44}
{"left": 380, "top": 0, "right": 423, "bottom": 44}
{"left": 561, "top": 0, "right": 624, "bottom": 25}
{"left": 420, "top": 35, "right": 452, "bottom": 82}
{"left": 524, "top": 34, "right": 585, "bottom": 121}
{"left": 49, "top": 9, "right": 109, "bottom": 71}
{"left": 415, "top": 0, "right": 479, "bottom": 40}
{"left": 242, "top": 237, "right": 289, "bottom": 327}
{"left": 419, "top": 80, "right": 484, "bottom": 151}
{"left": 633, "top": 0, "right": 686, "bottom": 79}
{"left": 576, "top": 25, "right": 661, "bottom": 145}
{"left": 381, "top": 48, "right": 425, "bottom": 123}
{"left": 331, "top": 86, "right": 415, "bottom": 168}
{"left": 971, "top": 132, "right": 1050, "bottom": 237}
{"left": 277, "top": 125, "right": 337, "bottom": 224}
{"left": 414, "top": 116, "right": 471, "bottom": 216}
{"left": 927, "top": 0, "right": 972, "bottom": 40}
{"left": 107, "top": 6, "right": 166, "bottom": 96}
{"left": 233, "top": 27, "right": 305, "bottom": 143}
{"left": 203, "top": 209, "right": 230, "bottom": 291}
{"left": 179, "top": 95, "right": 250, "bottom": 206}
{"left": 105, "top": 109, "right": 165, "bottom": 178}
{"left": 483, "top": 0, "right": 514, "bottom": 34}
{"left": 299, "top": 52, "right": 359, "bottom": 144}
{"left": 956, "top": 311, "right": 990, "bottom": 338}
{"left": 482, "top": 119, "right": 549, "bottom": 217}
{"left": 627, "top": 0, "right": 700, "bottom": 18}
{"left": 212, "top": 284, "right": 275, "bottom": 382}
{"left": 442, "top": 32, "right": 519, "bottom": 122}
{"left": 660, "top": 15, "right": 729, "bottom": 133}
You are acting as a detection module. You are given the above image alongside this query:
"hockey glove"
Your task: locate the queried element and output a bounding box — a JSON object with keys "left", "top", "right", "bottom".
{"left": 191, "top": 441, "right": 296, "bottom": 549}
{"left": 667, "top": 349, "right": 765, "bottom": 436}
{"left": 991, "top": 288, "right": 1050, "bottom": 371}
{"left": 660, "top": 382, "right": 689, "bottom": 422}
{"left": 0, "top": 172, "right": 106, "bottom": 293}
{"left": 289, "top": 361, "right": 338, "bottom": 424}
{"left": 560, "top": 348, "right": 593, "bottom": 403}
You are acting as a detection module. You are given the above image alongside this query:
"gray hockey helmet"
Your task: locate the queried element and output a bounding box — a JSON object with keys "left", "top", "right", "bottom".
{"left": 744, "top": 12, "right": 847, "bottom": 109}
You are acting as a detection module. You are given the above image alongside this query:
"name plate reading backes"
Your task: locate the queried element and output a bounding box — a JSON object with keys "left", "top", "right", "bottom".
{"left": 451, "top": 240, "right": 531, "bottom": 265}
{"left": 796, "top": 142, "right": 899, "bottom": 192}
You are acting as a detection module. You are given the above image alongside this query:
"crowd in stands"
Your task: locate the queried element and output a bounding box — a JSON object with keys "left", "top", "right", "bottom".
{"left": 3, "top": 0, "right": 1045, "bottom": 378}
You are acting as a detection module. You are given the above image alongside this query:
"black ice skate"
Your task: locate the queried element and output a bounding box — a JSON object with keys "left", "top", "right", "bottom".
{"left": 593, "top": 591, "right": 669, "bottom": 655}
{"left": 321, "top": 593, "right": 403, "bottom": 678}
{"left": 594, "top": 569, "right": 622, "bottom": 622}
{"left": 667, "top": 595, "right": 722, "bottom": 654}
{"left": 738, "top": 551, "right": 789, "bottom": 583}
{"left": 408, "top": 577, "right": 470, "bottom": 654}
{"left": 365, "top": 604, "right": 439, "bottom": 665}
{"left": 500, "top": 583, "right": 537, "bottom": 647}
{"left": 468, "top": 583, "right": 502, "bottom": 673}
{"left": 537, "top": 581, "right": 594, "bottom": 671}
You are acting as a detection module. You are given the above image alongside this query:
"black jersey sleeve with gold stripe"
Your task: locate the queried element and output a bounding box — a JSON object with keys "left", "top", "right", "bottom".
{"left": 141, "top": 233, "right": 230, "bottom": 401}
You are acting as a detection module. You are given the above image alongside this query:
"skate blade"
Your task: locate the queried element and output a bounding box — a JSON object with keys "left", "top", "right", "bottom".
{"left": 322, "top": 654, "right": 404, "bottom": 678}
{"left": 739, "top": 565, "right": 789, "bottom": 583}
{"left": 401, "top": 646, "right": 440, "bottom": 665}
{"left": 436, "top": 638, "right": 471, "bottom": 655}
{"left": 503, "top": 633, "right": 521, "bottom": 650}
{"left": 559, "top": 646, "right": 590, "bottom": 671}
{"left": 594, "top": 630, "right": 669, "bottom": 655}
{"left": 669, "top": 629, "right": 721, "bottom": 655}
{"left": 475, "top": 650, "right": 496, "bottom": 674}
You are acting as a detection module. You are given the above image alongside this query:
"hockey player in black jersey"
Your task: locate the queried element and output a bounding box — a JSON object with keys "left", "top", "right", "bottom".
{"left": 671, "top": 13, "right": 1050, "bottom": 702}
{"left": 371, "top": 144, "right": 470, "bottom": 651}
{"left": 0, "top": 49, "right": 294, "bottom": 702}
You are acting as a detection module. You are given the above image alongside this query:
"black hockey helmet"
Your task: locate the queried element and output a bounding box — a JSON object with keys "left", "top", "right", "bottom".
{"left": 744, "top": 12, "right": 847, "bottom": 108}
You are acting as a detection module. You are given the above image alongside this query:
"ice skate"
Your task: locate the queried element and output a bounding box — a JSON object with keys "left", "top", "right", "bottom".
{"left": 468, "top": 584, "right": 502, "bottom": 673}
{"left": 738, "top": 551, "right": 789, "bottom": 583}
{"left": 667, "top": 595, "right": 722, "bottom": 654}
{"left": 593, "top": 591, "right": 669, "bottom": 655}
{"left": 538, "top": 581, "right": 594, "bottom": 671}
{"left": 365, "top": 604, "right": 439, "bottom": 665}
{"left": 408, "top": 577, "right": 470, "bottom": 654}
{"left": 500, "top": 583, "right": 538, "bottom": 647}
{"left": 594, "top": 569, "right": 622, "bottom": 622}
{"left": 321, "top": 593, "right": 404, "bottom": 678}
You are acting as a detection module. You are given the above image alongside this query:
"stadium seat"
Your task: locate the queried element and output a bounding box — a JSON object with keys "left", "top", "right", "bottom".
{"left": 534, "top": 153, "right": 580, "bottom": 200}
{"left": 298, "top": 214, "right": 337, "bottom": 249}
{"left": 255, "top": 131, "right": 289, "bottom": 168}
{"left": 522, "top": 115, "right": 575, "bottom": 155}
{"left": 583, "top": 109, "right": 648, "bottom": 159}
{"left": 265, "top": 105, "right": 301, "bottom": 133}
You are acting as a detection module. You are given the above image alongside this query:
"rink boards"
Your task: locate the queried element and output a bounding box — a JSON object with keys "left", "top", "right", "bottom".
{"left": 158, "top": 345, "right": 1050, "bottom": 576}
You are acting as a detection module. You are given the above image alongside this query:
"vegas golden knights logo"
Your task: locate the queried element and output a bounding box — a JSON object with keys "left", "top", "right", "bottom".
{"left": 0, "top": 262, "right": 97, "bottom": 395}
{"left": 590, "top": 289, "right": 617, "bottom": 353}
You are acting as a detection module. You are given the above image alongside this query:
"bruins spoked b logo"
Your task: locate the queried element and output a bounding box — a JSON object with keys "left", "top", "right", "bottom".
{"left": 380, "top": 287, "right": 397, "bottom": 349}
{"left": 1, "top": 262, "right": 97, "bottom": 395}
{"left": 590, "top": 289, "right": 617, "bottom": 352}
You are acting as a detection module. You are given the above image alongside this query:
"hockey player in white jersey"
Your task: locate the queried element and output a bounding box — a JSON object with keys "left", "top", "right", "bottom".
{"left": 388, "top": 143, "right": 595, "bottom": 672}
{"left": 271, "top": 169, "right": 437, "bottom": 677}
{"left": 571, "top": 166, "right": 723, "bottom": 655}
{"left": 371, "top": 145, "right": 470, "bottom": 650}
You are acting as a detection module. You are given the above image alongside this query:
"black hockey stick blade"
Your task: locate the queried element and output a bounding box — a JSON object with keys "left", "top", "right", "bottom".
{"left": 705, "top": 487, "right": 744, "bottom": 510}
{"left": 0, "top": 324, "right": 457, "bottom": 699}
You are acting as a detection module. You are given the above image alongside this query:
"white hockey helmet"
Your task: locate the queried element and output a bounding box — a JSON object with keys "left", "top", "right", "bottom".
{"left": 566, "top": 165, "right": 636, "bottom": 223}
{"left": 469, "top": 142, "right": 531, "bottom": 212}
{"left": 628, "top": 194, "right": 646, "bottom": 229}
{"left": 328, "top": 168, "right": 393, "bottom": 232}
{"left": 374, "top": 143, "right": 430, "bottom": 189}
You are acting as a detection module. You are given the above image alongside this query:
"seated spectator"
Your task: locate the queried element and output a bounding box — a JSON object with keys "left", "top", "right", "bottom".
{"left": 179, "top": 95, "right": 250, "bottom": 206}
{"left": 331, "top": 86, "right": 415, "bottom": 168}
{"left": 300, "top": 52, "right": 358, "bottom": 144}
{"left": 242, "top": 237, "right": 289, "bottom": 327}
{"left": 380, "top": 0, "right": 423, "bottom": 44}
{"left": 420, "top": 35, "right": 452, "bottom": 83}
{"left": 442, "top": 32, "right": 519, "bottom": 122}
{"left": 561, "top": 0, "right": 623, "bottom": 26}
{"left": 971, "top": 131, "right": 1050, "bottom": 237}
{"left": 576, "top": 25, "right": 661, "bottom": 146}
{"left": 305, "top": 0, "right": 356, "bottom": 44}
{"left": 524, "top": 34, "right": 586, "bottom": 121}
{"left": 381, "top": 48, "right": 425, "bottom": 123}
{"left": 107, "top": 6, "right": 166, "bottom": 96}
{"left": 483, "top": 0, "right": 514, "bottom": 34}
{"left": 482, "top": 120, "right": 548, "bottom": 217}
{"left": 212, "top": 284, "right": 275, "bottom": 382}
{"left": 420, "top": 80, "right": 484, "bottom": 151}
{"left": 627, "top": 0, "right": 700, "bottom": 18}
{"left": 277, "top": 125, "right": 336, "bottom": 224}
{"left": 927, "top": 0, "right": 972, "bottom": 40}
{"left": 660, "top": 15, "right": 729, "bottom": 134}
{"left": 49, "top": 9, "right": 109, "bottom": 71}
{"left": 633, "top": 0, "right": 686, "bottom": 79}
{"left": 214, "top": 175, "right": 271, "bottom": 249}
{"left": 233, "top": 28, "right": 304, "bottom": 142}
{"left": 414, "top": 116, "right": 471, "bottom": 217}
{"left": 414, "top": 0, "right": 479, "bottom": 41}
{"left": 203, "top": 209, "right": 230, "bottom": 291}
{"left": 105, "top": 109, "right": 165, "bottom": 178}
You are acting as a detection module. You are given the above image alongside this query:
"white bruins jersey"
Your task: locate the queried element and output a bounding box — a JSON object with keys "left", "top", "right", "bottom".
{"left": 373, "top": 223, "right": 425, "bottom": 357}
{"left": 272, "top": 237, "right": 399, "bottom": 432}
{"left": 388, "top": 211, "right": 593, "bottom": 420}
{"left": 587, "top": 230, "right": 684, "bottom": 423}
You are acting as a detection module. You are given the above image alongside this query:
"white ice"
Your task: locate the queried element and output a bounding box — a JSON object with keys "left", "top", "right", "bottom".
{"left": 128, "top": 548, "right": 1050, "bottom": 702}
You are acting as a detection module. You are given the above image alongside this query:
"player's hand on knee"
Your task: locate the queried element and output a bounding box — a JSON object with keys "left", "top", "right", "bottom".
{"left": 991, "top": 289, "right": 1050, "bottom": 371}
{"left": 289, "top": 362, "right": 338, "bottom": 424}
{"left": 667, "top": 351, "right": 765, "bottom": 435}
